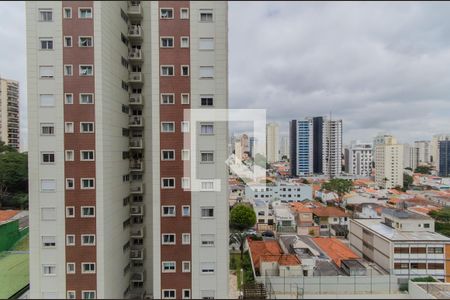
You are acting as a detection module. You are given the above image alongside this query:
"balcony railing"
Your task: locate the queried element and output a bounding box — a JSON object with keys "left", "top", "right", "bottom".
{"left": 129, "top": 93, "right": 143, "bottom": 105}
{"left": 130, "top": 249, "right": 145, "bottom": 260}
{"left": 130, "top": 183, "right": 144, "bottom": 194}
{"left": 129, "top": 116, "right": 144, "bottom": 127}
{"left": 130, "top": 226, "right": 145, "bottom": 238}
{"left": 129, "top": 49, "right": 143, "bottom": 63}
{"left": 129, "top": 138, "right": 144, "bottom": 149}
{"left": 130, "top": 160, "right": 144, "bottom": 172}
{"left": 129, "top": 72, "right": 143, "bottom": 84}
{"left": 127, "top": 3, "right": 143, "bottom": 19}
{"left": 130, "top": 269, "right": 145, "bottom": 282}
{"left": 130, "top": 205, "right": 144, "bottom": 216}
{"left": 128, "top": 25, "right": 143, "bottom": 40}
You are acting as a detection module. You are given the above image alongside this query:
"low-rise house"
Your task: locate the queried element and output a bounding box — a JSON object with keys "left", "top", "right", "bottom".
{"left": 273, "top": 202, "right": 296, "bottom": 233}
{"left": 311, "top": 207, "right": 350, "bottom": 236}
{"left": 289, "top": 202, "right": 322, "bottom": 235}
{"left": 253, "top": 199, "right": 275, "bottom": 230}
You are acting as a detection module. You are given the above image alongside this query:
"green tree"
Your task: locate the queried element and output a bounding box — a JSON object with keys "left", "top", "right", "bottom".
{"left": 429, "top": 208, "right": 450, "bottom": 223}
{"left": 230, "top": 203, "right": 257, "bottom": 231}
{"left": 415, "top": 165, "right": 432, "bottom": 175}
{"left": 322, "top": 178, "right": 353, "bottom": 202}
{"left": 0, "top": 151, "right": 28, "bottom": 208}
{"left": 0, "top": 141, "right": 17, "bottom": 153}
{"left": 403, "top": 173, "right": 413, "bottom": 190}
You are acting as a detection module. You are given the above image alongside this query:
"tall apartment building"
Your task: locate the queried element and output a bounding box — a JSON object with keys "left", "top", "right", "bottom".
{"left": 0, "top": 78, "right": 20, "bottom": 150}
{"left": 414, "top": 140, "right": 431, "bottom": 165}
{"left": 27, "top": 1, "right": 228, "bottom": 299}
{"left": 322, "top": 119, "right": 343, "bottom": 178}
{"left": 344, "top": 141, "right": 372, "bottom": 177}
{"left": 289, "top": 119, "right": 313, "bottom": 176}
{"left": 439, "top": 139, "right": 450, "bottom": 177}
{"left": 266, "top": 122, "right": 279, "bottom": 163}
{"left": 403, "top": 143, "right": 419, "bottom": 171}
{"left": 374, "top": 135, "right": 404, "bottom": 188}
{"left": 312, "top": 116, "right": 323, "bottom": 174}
{"left": 432, "top": 134, "right": 450, "bottom": 172}
{"left": 279, "top": 135, "right": 289, "bottom": 160}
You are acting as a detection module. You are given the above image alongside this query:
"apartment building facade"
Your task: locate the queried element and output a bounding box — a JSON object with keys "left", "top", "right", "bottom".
{"left": 344, "top": 140, "right": 372, "bottom": 177}
{"left": 289, "top": 119, "right": 313, "bottom": 176}
{"left": 266, "top": 122, "right": 279, "bottom": 163}
{"left": 439, "top": 139, "right": 450, "bottom": 177}
{"left": 403, "top": 143, "right": 419, "bottom": 171}
{"left": 322, "top": 119, "right": 343, "bottom": 178}
{"left": 27, "top": 1, "right": 228, "bottom": 299}
{"left": 0, "top": 78, "right": 20, "bottom": 150}
{"left": 374, "top": 135, "right": 403, "bottom": 189}
{"left": 414, "top": 140, "right": 431, "bottom": 166}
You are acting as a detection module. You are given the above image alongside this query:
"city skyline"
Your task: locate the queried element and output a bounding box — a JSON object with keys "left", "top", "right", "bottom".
{"left": 2, "top": 2, "right": 450, "bottom": 151}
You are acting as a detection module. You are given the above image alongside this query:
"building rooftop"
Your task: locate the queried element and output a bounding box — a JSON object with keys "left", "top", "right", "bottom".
{"left": 382, "top": 207, "right": 433, "bottom": 220}
{"left": 312, "top": 206, "right": 349, "bottom": 218}
{"left": 247, "top": 238, "right": 300, "bottom": 270}
{"left": 0, "top": 210, "right": 20, "bottom": 224}
{"left": 312, "top": 237, "right": 359, "bottom": 267}
{"left": 353, "top": 219, "right": 450, "bottom": 242}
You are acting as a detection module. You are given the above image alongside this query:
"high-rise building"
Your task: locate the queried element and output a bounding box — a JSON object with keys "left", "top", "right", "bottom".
{"left": 249, "top": 136, "right": 255, "bottom": 157}
{"left": 344, "top": 141, "right": 372, "bottom": 177}
{"left": 312, "top": 116, "right": 323, "bottom": 174}
{"left": 403, "top": 143, "right": 419, "bottom": 171}
{"left": 374, "top": 135, "right": 404, "bottom": 188}
{"left": 27, "top": 1, "right": 228, "bottom": 299}
{"left": 240, "top": 133, "right": 249, "bottom": 154}
{"left": 0, "top": 78, "right": 20, "bottom": 150}
{"left": 266, "top": 122, "right": 279, "bottom": 163}
{"left": 279, "top": 135, "right": 289, "bottom": 160}
{"left": 322, "top": 119, "right": 343, "bottom": 178}
{"left": 439, "top": 139, "right": 450, "bottom": 177}
{"left": 414, "top": 140, "right": 431, "bottom": 165}
{"left": 289, "top": 119, "right": 313, "bottom": 176}
{"left": 431, "top": 134, "right": 450, "bottom": 172}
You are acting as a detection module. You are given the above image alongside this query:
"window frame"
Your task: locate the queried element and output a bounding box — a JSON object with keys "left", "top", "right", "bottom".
{"left": 160, "top": 36, "right": 175, "bottom": 48}
{"left": 66, "top": 206, "right": 75, "bottom": 218}
{"left": 162, "top": 261, "right": 176, "bottom": 273}
{"left": 63, "top": 7, "right": 72, "bottom": 19}
{"left": 41, "top": 151, "right": 55, "bottom": 164}
{"left": 66, "top": 234, "right": 76, "bottom": 246}
{"left": 79, "top": 64, "right": 94, "bottom": 76}
{"left": 81, "top": 262, "right": 96, "bottom": 274}
{"left": 160, "top": 65, "right": 175, "bottom": 76}
{"left": 181, "top": 65, "right": 190, "bottom": 77}
{"left": 182, "top": 205, "right": 190, "bottom": 217}
{"left": 161, "top": 177, "right": 176, "bottom": 189}
{"left": 65, "top": 122, "right": 74, "bottom": 133}
{"left": 161, "top": 121, "right": 175, "bottom": 133}
{"left": 199, "top": 9, "right": 214, "bottom": 22}
{"left": 79, "top": 93, "right": 94, "bottom": 104}
{"left": 42, "top": 264, "right": 56, "bottom": 276}
{"left": 81, "top": 291, "right": 96, "bottom": 300}
{"left": 160, "top": 8, "right": 174, "bottom": 19}
{"left": 182, "top": 233, "right": 191, "bottom": 245}
{"left": 78, "top": 36, "right": 93, "bottom": 47}
{"left": 162, "top": 205, "right": 176, "bottom": 217}
{"left": 65, "top": 150, "right": 75, "bottom": 161}
{"left": 160, "top": 93, "right": 175, "bottom": 105}
{"left": 80, "top": 150, "right": 95, "bottom": 161}
{"left": 80, "top": 122, "right": 95, "bottom": 133}
{"left": 201, "top": 207, "right": 215, "bottom": 218}
{"left": 41, "top": 235, "right": 56, "bottom": 248}
{"left": 64, "top": 36, "right": 73, "bottom": 47}
{"left": 181, "top": 149, "right": 190, "bottom": 161}
{"left": 81, "top": 234, "right": 96, "bottom": 246}
{"left": 64, "top": 93, "right": 74, "bottom": 104}
{"left": 39, "top": 37, "right": 54, "bottom": 50}
{"left": 67, "top": 262, "right": 76, "bottom": 274}
{"left": 182, "top": 261, "right": 191, "bottom": 273}
{"left": 38, "top": 8, "right": 53, "bottom": 22}
{"left": 200, "top": 151, "right": 214, "bottom": 163}
{"left": 64, "top": 64, "right": 73, "bottom": 76}
{"left": 161, "top": 233, "right": 176, "bottom": 245}
{"left": 180, "top": 36, "right": 190, "bottom": 48}
{"left": 80, "top": 178, "right": 95, "bottom": 190}
{"left": 78, "top": 7, "right": 93, "bottom": 19}
{"left": 81, "top": 206, "right": 95, "bottom": 218}
{"left": 161, "top": 149, "right": 176, "bottom": 161}
{"left": 180, "top": 8, "right": 189, "bottom": 19}
{"left": 181, "top": 93, "right": 190, "bottom": 105}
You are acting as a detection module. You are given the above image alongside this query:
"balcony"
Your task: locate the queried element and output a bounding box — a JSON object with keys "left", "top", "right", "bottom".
{"left": 129, "top": 49, "right": 143, "bottom": 64}
{"left": 130, "top": 160, "right": 144, "bottom": 172}
{"left": 130, "top": 205, "right": 144, "bottom": 216}
{"left": 128, "top": 25, "right": 143, "bottom": 40}
{"left": 129, "top": 138, "right": 144, "bottom": 149}
{"left": 129, "top": 93, "right": 143, "bottom": 105}
{"left": 129, "top": 116, "right": 144, "bottom": 127}
{"left": 130, "top": 269, "right": 145, "bottom": 282}
{"left": 130, "top": 249, "right": 145, "bottom": 260}
{"left": 129, "top": 72, "right": 143, "bottom": 85}
{"left": 128, "top": 288, "right": 146, "bottom": 300}
{"left": 130, "top": 226, "right": 145, "bottom": 238}
{"left": 127, "top": 3, "right": 143, "bottom": 20}
{"left": 130, "top": 183, "right": 144, "bottom": 194}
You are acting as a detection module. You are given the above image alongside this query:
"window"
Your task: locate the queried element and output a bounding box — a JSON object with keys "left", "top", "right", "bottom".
{"left": 80, "top": 93, "right": 94, "bottom": 104}
{"left": 79, "top": 36, "right": 93, "bottom": 47}
{"left": 180, "top": 289, "right": 191, "bottom": 300}
{"left": 81, "top": 263, "right": 96, "bottom": 274}
{"left": 81, "top": 206, "right": 95, "bottom": 217}
{"left": 66, "top": 234, "right": 75, "bottom": 246}
{"left": 64, "top": 65, "right": 73, "bottom": 76}
{"left": 200, "top": 9, "right": 213, "bottom": 22}
{"left": 66, "top": 178, "right": 75, "bottom": 190}
{"left": 121, "top": 56, "right": 128, "bottom": 68}
{"left": 66, "top": 206, "right": 75, "bottom": 218}
{"left": 201, "top": 207, "right": 214, "bottom": 218}
{"left": 162, "top": 206, "right": 176, "bottom": 217}
{"left": 160, "top": 37, "right": 174, "bottom": 48}
{"left": 201, "top": 181, "right": 215, "bottom": 191}
{"left": 182, "top": 233, "right": 191, "bottom": 245}
{"left": 162, "top": 178, "right": 175, "bottom": 189}
{"left": 201, "top": 95, "right": 214, "bottom": 106}
{"left": 199, "top": 66, "right": 214, "bottom": 78}
{"left": 81, "top": 178, "right": 95, "bottom": 189}
{"left": 65, "top": 93, "right": 74, "bottom": 104}
{"left": 162, "top": 261, "right": 176, "bottom": 273}
{"left": 42, "top": 236, "right": 56, "bottom": 248}
{"left": 39, "top": 66, "right": 54, "bottom": 78}
{"left": 41, "top": 180, "right": 56, "bottom": 192}
{"left": 81, "top": 234, "right": 95, "bottom": 246}
{"left": 43, "top": 264, "right": 56, "bottom": 276}
{"left": 120, "top": 8, "right": 128, "bottom": 23}
{"left": 161, "top": 122, "right": 175, "bottom": 133}
{"left": 201, "top": 234, "right": 215, "bottom": 247}
{"left": 65, "top": 122, "right": 74, "bottom": 133}
{"left": 39, "top": 9, "right": 53, "bottom": 21}
{"left": 78, "top": 8, "right": 93, "bottom": 19}
{"left": 122, "top": 80, "right": 128, "bottom": 91}
{"left": 161, "top": 94, "right": 175, "bottom": 104}
{"left": 80, "top": 122, "right": 95, "bottom": 133}
{"left": 200, "top": 123, "right": 214, "bottom": 135}
{"left": 181, "top": 36, "right": 189, "bottom": 48}
{"left": 180, "top": 8, "right": 189, "bottom": 19}
{"left": 182, "top": 150, "right": 190, "bottom": 161}
{"left": 82, "top": 291, "right": 96, "bottom": 299}
{"left": 160, "top": 8, "right": 173, "bottom": 19}
{"left": 63, "top": 7, "right": 72, "bottom": 19}
{"left": 122, "top": 104, "right": 129, "bottom": 114}
{"left": 162, "top": 234, "right": 176, "bottom": 245}
{"left": 201, "top": 152, "right": 214, "bottom": 163}
{"left": 428, "top": 247, "right": 444, "bottom": 254}
{"left": 67, "top": 291, "right": 76, "bottom": 299}
{"left": 424, "top": 223, "right": 430, "bottom": 228}
{"left": 200, "top": 262, "right": 215, "bottom": 274}
{"left": 40, "top": 38, "right": 53, "bottom": 50}
{"left": 162, "top": 150, "right": 175, "bottom": 160}
{"left": 65, "top": 150, "right": 74, "bottom": 161}
{"left": 182, "top": 177, "right": 190, "bottom": 189}
{"left": 182, "top": 261, "right": 191, "bottom": 273}
{"left": 79, "top": 65, "right": 93, "bottom": 76}
{"left": 161, "top": 65, "right": 174, "bottom": 76}
{"left": 182, "top": 205, "right": 190, "bottom": 217}
{"left": 41, "top": 152, "right": 55, "bottom": 164}
{"left": 181, "top": 65, "right": 190, "bottom": 76}
{"left": 410, "top": 247, "right": 427, "bottom": 254}
{"left": 199, "top": 38, "right": 214, "bottom": 50}
{"left": 80, "top": 150, "right": 95, "bottom": 161}
{"left": 67, "top": 263, "right": 76, "bottom": 274}
{"left": 181, "top": 121, "right": 190, "bottom": 133}
{"left": 428, "top": 263, "right": 444, "bottom": 269}
{"left": 181, "top": 93, "right": 189, "bottom": 104}
{"left": 64, "top": 36, "right": 72, "bottom": 47}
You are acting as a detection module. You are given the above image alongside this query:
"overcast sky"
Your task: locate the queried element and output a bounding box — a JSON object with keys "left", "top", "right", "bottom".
{"left": 1, "top": 2, "right": 450, "bottom": 151}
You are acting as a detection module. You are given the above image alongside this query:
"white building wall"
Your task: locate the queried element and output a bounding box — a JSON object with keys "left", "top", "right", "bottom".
{"left": 267, "top": 122, "right": 279, "bottom": 163}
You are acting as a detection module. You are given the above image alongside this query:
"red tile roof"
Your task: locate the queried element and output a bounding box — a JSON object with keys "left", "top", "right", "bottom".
{"left": 312, "top": 206, "right": 349, "bottom": 217}
{"left": 247, "top": 238, "right": 300, "bottom": 269}
{"left": 0, "top": 210, "right": 20, "bottom": 223}
{"left": 313, "top": 237, "right": 359, "bottom": 267}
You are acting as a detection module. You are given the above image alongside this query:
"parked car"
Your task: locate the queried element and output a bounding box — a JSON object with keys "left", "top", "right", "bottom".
{"left": 261, "top": 230, "right": 274, "bottom": 237}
